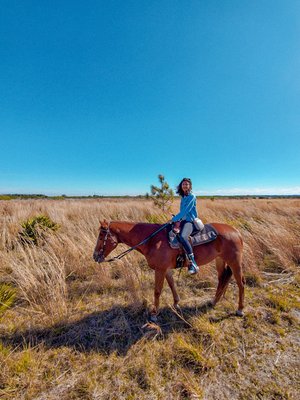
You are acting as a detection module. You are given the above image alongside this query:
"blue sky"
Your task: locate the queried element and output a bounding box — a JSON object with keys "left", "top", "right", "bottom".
{"left": 0, "top": 0, "right": 299, "bottom": 196}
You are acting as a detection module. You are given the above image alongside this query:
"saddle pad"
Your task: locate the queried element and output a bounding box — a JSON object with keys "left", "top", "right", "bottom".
{"left": 168, "top": 224, "right": 218, "bottom": 249}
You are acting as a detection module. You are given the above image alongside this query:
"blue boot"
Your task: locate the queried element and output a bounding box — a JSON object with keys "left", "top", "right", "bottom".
{"left": 187, "top": 253, "right": 199, "bottom": 275}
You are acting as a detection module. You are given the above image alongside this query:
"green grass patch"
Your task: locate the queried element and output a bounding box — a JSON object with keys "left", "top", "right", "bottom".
{"left": 14, "top": 350, "right": 32, "bottom": 374}
{"left": 173, "top": 335, "right": 216, "bottom": 373}
{"left": 0, "top": 341, "right": 11, "bottom": 357}
{"left": 0, "top": 284, "right": 16, "bottom": 315}
{"left": 265, "top": 293, "right": 292, "bottom": 312}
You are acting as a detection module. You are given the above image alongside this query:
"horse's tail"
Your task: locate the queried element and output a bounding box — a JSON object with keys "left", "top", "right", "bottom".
{"left": 214, "top": 262, "right": 233, "bottom": 303}
{"left": 220, "top": 265, "right": 233, "bottom": 294}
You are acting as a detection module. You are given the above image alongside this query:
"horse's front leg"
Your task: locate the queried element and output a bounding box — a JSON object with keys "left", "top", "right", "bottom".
{"left": 166, "top": 269, "right": 180, "bottom": 309}
{"left": 150, "top": 269, "right": 166, "bottom": 322}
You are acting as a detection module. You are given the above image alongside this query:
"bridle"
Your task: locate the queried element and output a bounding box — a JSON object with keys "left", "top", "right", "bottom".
{"left": 97, "top": 224, "right": 118, "bottom": 260}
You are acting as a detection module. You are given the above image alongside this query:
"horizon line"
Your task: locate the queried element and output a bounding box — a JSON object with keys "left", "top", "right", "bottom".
{"left": 1, "top": 193, "right": 300, "bottom": 198}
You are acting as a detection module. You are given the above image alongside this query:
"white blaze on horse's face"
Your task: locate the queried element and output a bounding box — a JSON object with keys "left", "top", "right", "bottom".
{"left": 93, "top": 223, "right": 118, "bottom": 263}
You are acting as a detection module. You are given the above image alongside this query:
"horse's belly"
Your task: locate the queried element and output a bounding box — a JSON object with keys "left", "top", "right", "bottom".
{"left": 194, "top": 243, "right": 220, "bottom": 265}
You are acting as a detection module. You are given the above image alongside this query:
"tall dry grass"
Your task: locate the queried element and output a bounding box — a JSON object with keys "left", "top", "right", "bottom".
{"left": 1, "top": 198, "right": 299, "bottom": 319}
{"left": 0, "top": 198, "right": 299, "bottom": 399}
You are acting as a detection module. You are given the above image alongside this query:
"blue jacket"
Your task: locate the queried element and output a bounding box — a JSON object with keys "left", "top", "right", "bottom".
{"left": 172, "top": 193, "right": 198, "bottom": 222}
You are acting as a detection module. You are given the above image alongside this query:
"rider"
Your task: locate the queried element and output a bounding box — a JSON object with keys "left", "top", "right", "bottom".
{"left": 170, "top": 178, "right": 199, "bottom": 275}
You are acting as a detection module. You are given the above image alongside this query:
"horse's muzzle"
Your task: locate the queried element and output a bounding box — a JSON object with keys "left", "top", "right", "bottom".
{"left": 93, "top": 251, "right": 105, "bottom": 263}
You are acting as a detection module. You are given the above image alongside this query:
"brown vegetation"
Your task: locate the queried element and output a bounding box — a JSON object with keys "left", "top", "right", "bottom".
{"left": 0, "top": 198, "right": 299, "bottom": 399}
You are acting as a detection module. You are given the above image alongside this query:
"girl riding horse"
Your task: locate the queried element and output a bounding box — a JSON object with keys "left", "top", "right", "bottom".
{"left": 170, "top": 177, "right": 200, "bottom": 275}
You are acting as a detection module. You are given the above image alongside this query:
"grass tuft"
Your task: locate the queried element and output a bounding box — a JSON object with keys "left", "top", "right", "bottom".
{"left": 245, "top": 271, "right": 262, "bottom": 287}
{"left": 173, "top": 335, "right": 216, "bottom": 373}
{"left": 265, "top": 293, "right": 292, "bottom": 312}
{"left": 190, "top": 316, "right": 219, "bottom": 345}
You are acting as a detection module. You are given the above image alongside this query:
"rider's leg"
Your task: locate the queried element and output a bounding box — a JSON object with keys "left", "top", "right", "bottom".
{"left": 178, "top": 221, "right": 199, "bottom": 275}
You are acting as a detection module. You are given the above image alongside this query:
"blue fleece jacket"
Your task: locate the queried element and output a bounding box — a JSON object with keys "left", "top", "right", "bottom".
{"left": 172, "top": 192, "right": 198, "bottom": 222}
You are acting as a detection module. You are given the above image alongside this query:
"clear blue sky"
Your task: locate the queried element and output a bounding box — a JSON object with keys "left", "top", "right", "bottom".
{"left": 1, "top": 0, "right": 299, "bottom": 196}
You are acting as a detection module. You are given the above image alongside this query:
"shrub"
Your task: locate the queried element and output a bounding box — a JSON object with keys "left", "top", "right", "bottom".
{"left": 0, "top": 284, "right": 16, "bottom": 315}
{"left": 19, "top": 214, "right": 60, "bottom": 245}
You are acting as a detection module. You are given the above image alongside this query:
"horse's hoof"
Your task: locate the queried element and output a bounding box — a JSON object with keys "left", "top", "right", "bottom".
{"left": 236, "top": 310, "right": 244, "bottom": 317}
{"left": 149, "top": 314, "right": 158, "bottom": 323}
{"left": 208, "top": 300, "right": 216, "bottom": 308}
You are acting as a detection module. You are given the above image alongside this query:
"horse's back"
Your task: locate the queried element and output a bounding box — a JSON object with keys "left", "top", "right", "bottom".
{"left": 210, "top": 222, "right": 243, "bottom": 245}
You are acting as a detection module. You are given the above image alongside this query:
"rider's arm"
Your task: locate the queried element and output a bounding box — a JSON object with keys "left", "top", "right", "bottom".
{"left": 171, "top": 194, "right": 196, "bottom": 222}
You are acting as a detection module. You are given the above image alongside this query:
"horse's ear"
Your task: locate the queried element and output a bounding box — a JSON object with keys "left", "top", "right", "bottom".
{"left": 101, "top": 219, "right": 109, "bottom": 229}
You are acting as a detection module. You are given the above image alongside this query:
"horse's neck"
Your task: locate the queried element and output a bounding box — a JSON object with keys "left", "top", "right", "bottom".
{"left": 110, "top": 222, "right": 136, "bottom": 247}
{"left": 110, "top": 221, "right": 157, "bottom": 251}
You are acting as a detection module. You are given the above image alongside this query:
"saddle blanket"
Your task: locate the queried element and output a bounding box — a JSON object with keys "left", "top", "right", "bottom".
{"left": 168, "top": 224, "right": 218, "bottom": 249}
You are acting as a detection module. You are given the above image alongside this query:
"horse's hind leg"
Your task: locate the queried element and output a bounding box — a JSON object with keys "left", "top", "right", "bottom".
{"left": 166, "top": 269, "right": 180, "bottom": 309}
{"left": 230, "top": 258, "right": 245, "bottom": 316}
{"left": 213, "top": 257, "right": 232, "bottom": 306}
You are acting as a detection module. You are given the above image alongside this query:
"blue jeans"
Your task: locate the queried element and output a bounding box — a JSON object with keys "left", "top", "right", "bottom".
{"left": 178, "top": 221, "right": 196, "bottom": 254}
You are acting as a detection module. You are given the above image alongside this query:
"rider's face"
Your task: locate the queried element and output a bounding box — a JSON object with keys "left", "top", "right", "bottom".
{"left": 181, "top": 181, "right": 191, "bottom": 194}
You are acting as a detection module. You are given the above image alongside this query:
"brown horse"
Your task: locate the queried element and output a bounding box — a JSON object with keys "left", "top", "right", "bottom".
{"left": 93, "top": 220, "right": 245, "bottom": 321}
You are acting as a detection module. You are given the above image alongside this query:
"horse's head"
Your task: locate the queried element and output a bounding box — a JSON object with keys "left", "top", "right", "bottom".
{"left": 93, "top": 220, "right": 118, "bottom": 263}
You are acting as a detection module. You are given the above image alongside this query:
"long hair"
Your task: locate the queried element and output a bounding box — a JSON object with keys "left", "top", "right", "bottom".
{"left": 176, "top": 178, "right": 192, "bottom": 197}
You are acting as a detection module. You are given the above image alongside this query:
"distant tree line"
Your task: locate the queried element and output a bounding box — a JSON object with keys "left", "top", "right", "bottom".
{"left": 0, "top": 192, "right": 299, "bottom": 201}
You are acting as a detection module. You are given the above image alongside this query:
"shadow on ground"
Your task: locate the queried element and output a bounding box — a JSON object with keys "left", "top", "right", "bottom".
{"left": 0, "top": 302, "right": 234, "bottom": 356}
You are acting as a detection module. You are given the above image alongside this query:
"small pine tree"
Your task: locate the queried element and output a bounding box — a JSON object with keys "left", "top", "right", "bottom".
{"left": 150, "top": 174, "right": 174, "bottom": 212}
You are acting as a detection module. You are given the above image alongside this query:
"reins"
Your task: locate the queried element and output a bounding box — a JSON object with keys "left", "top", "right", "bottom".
{"left": 105, "top": 222, "right": 171, "bottom": 262}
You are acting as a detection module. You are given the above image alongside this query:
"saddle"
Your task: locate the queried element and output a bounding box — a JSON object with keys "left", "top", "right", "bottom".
{"left": 168, "top": 223, "right": 218, "bottom": 250}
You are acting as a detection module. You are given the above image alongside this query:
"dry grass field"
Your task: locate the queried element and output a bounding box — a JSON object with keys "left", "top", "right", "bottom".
{"left": 0, "top": 198, "right": 299, "bottom": 400}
